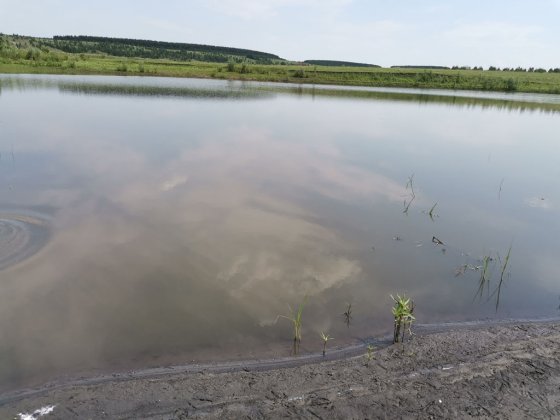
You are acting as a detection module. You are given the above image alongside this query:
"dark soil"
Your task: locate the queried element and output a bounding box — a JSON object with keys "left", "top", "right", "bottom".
{"left": 2, "top": 320, "right": 560, "bottom": 419}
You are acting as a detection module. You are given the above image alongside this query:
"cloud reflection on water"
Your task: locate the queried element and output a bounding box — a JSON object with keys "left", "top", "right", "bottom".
{"left": 0, "top": 75, "right": 559, "bottom": 390}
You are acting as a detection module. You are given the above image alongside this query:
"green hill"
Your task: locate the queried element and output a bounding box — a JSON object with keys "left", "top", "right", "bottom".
{"left": 35, "top": 35, "right": 284, "bottom": 64}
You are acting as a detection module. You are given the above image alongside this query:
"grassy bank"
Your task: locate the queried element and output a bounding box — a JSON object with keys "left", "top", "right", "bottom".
{"left": 2, "top": 35, "right": 560, "bottom": 93}
{"left": 3, "top": 56, "right": 560, "bottom": 94}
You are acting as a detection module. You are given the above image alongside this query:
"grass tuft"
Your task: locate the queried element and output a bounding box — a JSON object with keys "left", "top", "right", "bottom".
{"left": 278, "top": 296, "right": 307, "bottom": 354}
{"left": 320, "top": 331, "right": 333, "bottom": 356}
{"left": 364, "top": 344, "right": 375, "bottom": 366}
{"left": 391, "top": 294, "right": 415, "bottom": 344}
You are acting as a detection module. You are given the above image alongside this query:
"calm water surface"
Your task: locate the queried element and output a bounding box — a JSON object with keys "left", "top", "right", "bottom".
{"left": 0, "top": 74, "right": 559, "bottom": 390}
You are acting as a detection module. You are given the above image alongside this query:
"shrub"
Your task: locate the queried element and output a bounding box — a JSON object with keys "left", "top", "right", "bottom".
{"left": 505, "top": 78, "right": 517, "bottom": 92}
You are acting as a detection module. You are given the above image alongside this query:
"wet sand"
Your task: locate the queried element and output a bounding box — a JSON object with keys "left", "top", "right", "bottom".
{"left": 2, "top": 319, "right": 560, "bottom": 419}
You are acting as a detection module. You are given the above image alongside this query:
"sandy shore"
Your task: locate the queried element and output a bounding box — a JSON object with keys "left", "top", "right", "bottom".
{"left": 2, "top": 319, "right": 560, "bottom": 419}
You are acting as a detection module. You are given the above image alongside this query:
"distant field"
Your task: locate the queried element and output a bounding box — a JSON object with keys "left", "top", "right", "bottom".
{"left": 2, "top": 34, "right": 560, "bottom": 94}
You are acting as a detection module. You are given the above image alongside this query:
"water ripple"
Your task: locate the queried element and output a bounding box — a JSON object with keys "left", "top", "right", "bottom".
{"left": 0, "top": 213, "right": 51, "bottom": 270}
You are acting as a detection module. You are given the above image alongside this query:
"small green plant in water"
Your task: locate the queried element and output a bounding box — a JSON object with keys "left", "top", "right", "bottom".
{"left": 405, "top": 173, "right": 415, "bottom": 195}
{"left": 320, "top": 332, "right": 333, "bottom": 357}
{"left": 428, "top": 202, "right": 438, "bottom": 221}
{"left": 492, "top": 244, "right": 513, "bottom": 311}
{"left": 343, "top": 302, "right": 352, "bottom": 327}
{"left": 278, "top": 296, "right": 307, "bottom": 354}
{"left": 475, "top": 254, "right": 493, "bottom": 299}
{"left": 391, "top": 294, "right": 415, "bottom": 344}
{"left": 403, "top": 173, "right": 416, "bottom": 215}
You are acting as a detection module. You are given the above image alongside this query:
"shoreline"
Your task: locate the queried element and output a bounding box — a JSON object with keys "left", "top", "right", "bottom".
{"left": 2, "top": 61, "right": 560, "bottom": 95}
{"left": 2, "top": 317, "right": 560, "bottom": 418}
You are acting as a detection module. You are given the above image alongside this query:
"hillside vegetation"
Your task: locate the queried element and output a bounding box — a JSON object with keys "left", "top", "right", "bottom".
{"left": 1, "top": 34, "right": 560, "bottom": 94}
{"left": 304, "top": 60, "right": 379, "bottom": 68}
{"left": 1, "top": 34, "right": 283, "bottom": 65}
{"left": 43, "top": 35, "right": 283, "bottom": 64}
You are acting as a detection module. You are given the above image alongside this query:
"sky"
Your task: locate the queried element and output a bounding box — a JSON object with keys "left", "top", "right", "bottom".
{"left": 0, "top": 0, "right": 559, "bottom": 68}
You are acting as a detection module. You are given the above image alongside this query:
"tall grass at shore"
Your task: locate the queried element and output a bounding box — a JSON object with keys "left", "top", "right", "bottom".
{"left": 278, "top": 297, "right": 307, "bottom": 354}
{"left": 391, "top": 294, "right": 415, "bottom": 344}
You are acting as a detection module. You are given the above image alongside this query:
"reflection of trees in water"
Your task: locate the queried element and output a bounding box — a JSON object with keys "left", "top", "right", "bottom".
{"left": 58, "top": 83, "right": 272, "bottom": 100}
{"left": 2, "top": 76, "right": 560, "bottom": 113}
{"left": 274, "top": 86, "right": 560, "bottom": 114}
{"left": 59, "top": 83, "right": 560, "bottom": 114}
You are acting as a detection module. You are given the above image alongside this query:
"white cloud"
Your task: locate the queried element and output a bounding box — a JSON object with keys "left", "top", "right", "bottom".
{"left": 285, "top": 18, "right": 410, "bottom": 64}
{"left": 204, "top": 0, "right": 352, "bottom": 20}
{"left": 141, "top": 18, "right": 195, "bottom": 38}
{"left": 205, "top": 0, "right": 282, "bottom": 19}
{"left": 444, "top": 21, "right": 543, "bottom": 47}
{"left": 439, "top": 21, "right": 549, "bottom": 67}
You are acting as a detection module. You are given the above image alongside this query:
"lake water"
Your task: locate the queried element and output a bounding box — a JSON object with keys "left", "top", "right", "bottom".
{"left": 1, "top": 74, "right": 559, "bottom": 390}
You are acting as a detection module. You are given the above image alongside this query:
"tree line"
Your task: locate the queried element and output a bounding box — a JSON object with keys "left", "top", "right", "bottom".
{"left": 304, "top": 60, "right": 380, "bottom": 68}
{"left": 43, "top": 35, "right": 282, "bottom": 64}
{"left": 393, "top": 64, "right": 560, "bottom": 73}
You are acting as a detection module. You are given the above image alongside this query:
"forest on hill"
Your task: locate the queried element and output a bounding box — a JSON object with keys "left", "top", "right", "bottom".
{"left": 37, "top": 35, "right": 284, "bottom": 64}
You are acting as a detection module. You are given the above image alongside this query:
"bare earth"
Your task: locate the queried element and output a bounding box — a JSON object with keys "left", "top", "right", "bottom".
{"left": 2, "top": 320, "right": 560, "bottom": 419}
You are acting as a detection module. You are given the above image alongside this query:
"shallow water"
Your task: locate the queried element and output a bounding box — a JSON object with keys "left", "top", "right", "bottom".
{"left": 0, "top": 74, "right": 559, "bottom": 390}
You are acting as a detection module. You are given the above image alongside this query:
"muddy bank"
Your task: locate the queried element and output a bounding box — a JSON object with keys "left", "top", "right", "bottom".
{"left": 2, "top": 320, "right": 560, "bottom": 419}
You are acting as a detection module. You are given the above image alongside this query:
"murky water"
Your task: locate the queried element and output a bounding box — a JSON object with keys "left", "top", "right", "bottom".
{"left": 1, "top": 74, "right": 559, "bottom": 390}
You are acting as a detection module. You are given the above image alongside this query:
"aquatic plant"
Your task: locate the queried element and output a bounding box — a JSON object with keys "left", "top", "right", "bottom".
{"left": 343, "top": 302, "right": 352, "bottom": 327}
{"left": 405, "top": 173, "right": 415, "bottom": 195}
{"left": 278, "top": 296, "right": 307, "bottom": 353}
{"left": 493, "top": 245, "right": 513, "bottom": 311}
{"left": 469, "top": 245, "right": 513, "bottom": 310}
{"left": 403, "top": 197, "right": 415, "bottom": 215}
{"left": 431, "top": 236, "right": 444, "bottom": 246}
{"left": 475, "top": 254, "right": 493, "bottom": 299}
{"left": 403, "top": 173, "right": 416, "bottom": 215}
{"left": 391, "top": 294, "right": 415, "bottom": 344}
{"left": 428, "top": 202, "right": 438, "bottom": 221}
{"left": 320, "top": 331, "right": 333, "bottom": 356}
